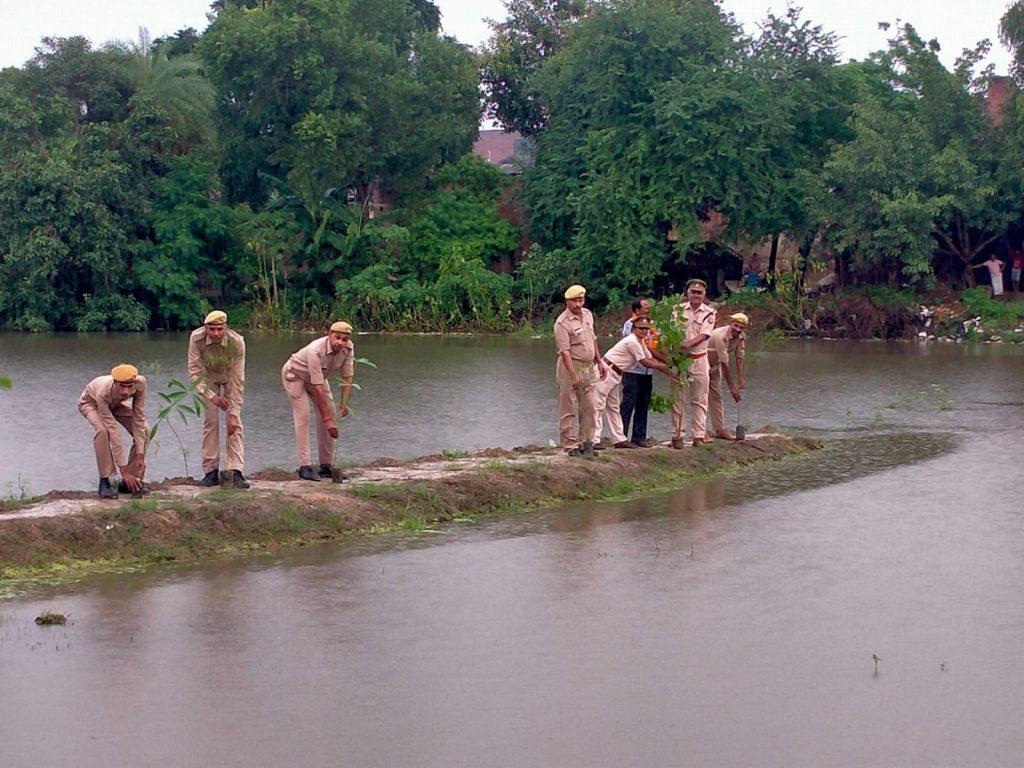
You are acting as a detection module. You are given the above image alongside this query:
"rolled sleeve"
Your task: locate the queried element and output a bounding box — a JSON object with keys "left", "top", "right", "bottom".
{"left": 187, "top": 335, "right": 214, "bottom": 400}
{"left": 228, "top": 337, "right": 246, "bottom": 415}
{"left": 307, "top": 344, "right": 326, "bottom": 386}
{"left": 340, "top": 351, "right": 355, "bottom": 378}
{"left": 131, "top": 378, "right": 150, "bottom": 456}
{"left": 554, "top": 322, "right": 571, "bottom": 355}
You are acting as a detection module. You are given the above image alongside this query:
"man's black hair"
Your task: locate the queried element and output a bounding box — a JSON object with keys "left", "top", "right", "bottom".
{"left": 631, "top": 298, "right": 646, "bottom": 313}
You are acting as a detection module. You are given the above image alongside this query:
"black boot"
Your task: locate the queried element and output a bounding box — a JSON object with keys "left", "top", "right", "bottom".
{"left": 118, "top": 481, "right": 151, "bottom": 495}
{"left": 198, "top": 469, "right": 219, "bottom": 487}
{"left": 297, "top": 465, "right": 319, "bottom": 482}
{"left": 98, "top": 477, "right": 119, "bottom": 500}
{"left": 318, "top": 463, "right": 333, "bottom": 478}
{"left": 232, "top": 470, "right": 251, "bottom": 489}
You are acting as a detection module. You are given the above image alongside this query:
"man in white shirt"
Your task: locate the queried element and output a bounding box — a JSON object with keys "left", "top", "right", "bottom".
{"left": 594, "top": 317, "right": 679, "bottom": 448}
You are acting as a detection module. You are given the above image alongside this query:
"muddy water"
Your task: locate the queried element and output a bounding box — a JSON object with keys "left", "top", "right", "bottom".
{"left": 2, "top": 338, "right": 1024, "bottom": 766}
{"left": 0, "top": 331, "right": 1021, "bottom": 493}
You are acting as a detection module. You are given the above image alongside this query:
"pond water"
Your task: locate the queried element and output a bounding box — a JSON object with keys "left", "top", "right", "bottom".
{"left": 1, "top": 336, "right": 1023, "bottom": 766}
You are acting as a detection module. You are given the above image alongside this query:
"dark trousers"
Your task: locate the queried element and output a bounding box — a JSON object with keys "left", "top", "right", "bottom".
{"left": 620, "top": 372, "right": 653, "bottom": 443}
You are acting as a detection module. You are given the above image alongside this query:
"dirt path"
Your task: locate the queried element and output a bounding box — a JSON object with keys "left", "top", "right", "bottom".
{"left": 0, "top": 434, "right": 818, "bottom": 582}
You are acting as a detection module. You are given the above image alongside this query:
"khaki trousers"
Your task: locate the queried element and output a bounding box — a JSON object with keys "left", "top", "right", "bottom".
{"left": 79, "top": 403, "right": 148, "bottom": 479}
{"left": 594, "top": 370, "right": 627, "bottom": 445}
{"left": 556, "top": 358, "right": 598, "bottom": 450}
{"left": 671, "top": 357, "right": 710, "bottom": 440}
{"left": 202, "top": 383, "right": 244, "bottom": 473}
{"left": 708, "top": 363, "right": 727, "bottom": 434}
{"left": 282, "top": 364, "right": 336, "bottom": 467}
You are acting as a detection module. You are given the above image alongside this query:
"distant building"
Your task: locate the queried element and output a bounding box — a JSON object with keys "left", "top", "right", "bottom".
{"left": 986, "top": 75, "right": 1013, "bottom": 126}
{"left": 473, "top": 129, "right": 533, "bottom": 174}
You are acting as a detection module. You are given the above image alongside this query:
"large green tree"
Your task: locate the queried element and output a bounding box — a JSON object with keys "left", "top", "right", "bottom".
{"left": 479, "top": 0, "right": 593, "bottom": 137}
{"left": 812, "top": 25, "right": 1021, "bottom": 285}
{"left": 200, "top": 0, "right": 479, "bottom": 207}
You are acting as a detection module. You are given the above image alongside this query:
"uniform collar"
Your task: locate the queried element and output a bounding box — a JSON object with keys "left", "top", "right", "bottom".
{"left": 204, "top": 329, "right": 227, "bottom": 347}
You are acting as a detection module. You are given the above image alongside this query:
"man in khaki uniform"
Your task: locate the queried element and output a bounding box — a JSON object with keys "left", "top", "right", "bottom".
{"left": 670, "top": 279, "right": 717, "bottom": 448}
{"left": 282, "top": 321, "right": 355, "bottom": 481}
{"left": 78, "top": 364, "right": 149, "bottom": 499}
{"left": 554, "top": 285, "right": 607, "bottom": 456}
{"left": 188, "top": 310, "right": 249, "bottom": 489}
{"left": 594, "top": 317, "right": 678, "bottom": 448}
{"left": 707, "top": 313, "right": 748, "bottom": 440}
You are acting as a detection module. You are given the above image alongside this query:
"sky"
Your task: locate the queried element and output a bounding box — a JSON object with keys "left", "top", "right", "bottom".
{"left": 1, "top": 0, "right": 1015, "bottom": 73}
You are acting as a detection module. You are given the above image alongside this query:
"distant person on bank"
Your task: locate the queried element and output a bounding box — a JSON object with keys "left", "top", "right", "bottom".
{"left": 618, "top": 298, "right": 660, "bottom": 447}
{"left": 188, "top": 310, "right": 249, "bottom": 489}
{"left": 706, "top": 313, "right": 748, "bottom": 441}
{"left": 670, "top": 279, "right": 717, "bottom": 449}
{"left": 554, "top": 284, "right": 607, "bottom": 457}
{"left": 1011, "top": 247, "right": 1024, "bottom": 292}
{"left": 282, "top": 322, "right": 355, "bottom": 481}
{"left": 77, "top": 364, "right": 149, "bottom": 499}
{"left": 974, "top": 255, "right": 1005, "bottom": 297}
{"left": 595, "top": 316, "right": 679, "bottom": 449}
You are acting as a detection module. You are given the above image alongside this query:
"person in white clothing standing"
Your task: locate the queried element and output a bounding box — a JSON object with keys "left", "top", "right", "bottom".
{"left": 594, "top": 317, "right": 679, "bottom": 448}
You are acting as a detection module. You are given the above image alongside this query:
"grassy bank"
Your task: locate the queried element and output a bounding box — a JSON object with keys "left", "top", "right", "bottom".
{"left": 0, "top": 436, "right": 818, "bottom": 589}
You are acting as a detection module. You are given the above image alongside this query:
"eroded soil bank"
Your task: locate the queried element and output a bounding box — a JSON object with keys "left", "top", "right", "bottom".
{"left": 0, "top": 434, "right": 818, "bottom": 585}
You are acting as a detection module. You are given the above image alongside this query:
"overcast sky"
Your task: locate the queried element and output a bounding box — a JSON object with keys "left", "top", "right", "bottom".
{"left": 2, "top": 0, "right": 1015, "bottom": 73}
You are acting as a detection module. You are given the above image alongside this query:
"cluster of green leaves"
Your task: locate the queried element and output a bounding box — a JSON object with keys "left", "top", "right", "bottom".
{"left": 647, "top": 294, "right": 694, "bottom": 379}
{"left": 0, "top": 34, "right": 239, "bottom": 331}
{"left": 960, "top": 286, "right": 1024, "bottom": 330}
{"left": 333, "top": 155, "right": 520, "bottom": 331}
{"left": 484, "top": 0, "right": 1024, "bottom": 303}
{"left": 513, "top": 0, "right": 854, "bottom": 303}
{"left": 0, "top": 0, "right": 487, "bottom": 333}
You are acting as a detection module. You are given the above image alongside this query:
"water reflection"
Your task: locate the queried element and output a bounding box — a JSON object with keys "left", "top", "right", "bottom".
{"left": 3, "top": 340, "right": 1024, "bottom": 766}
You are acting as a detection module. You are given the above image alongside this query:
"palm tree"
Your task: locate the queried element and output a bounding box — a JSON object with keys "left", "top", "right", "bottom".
{"left": 111, "top": 28, "right": 217, "bottom": 151}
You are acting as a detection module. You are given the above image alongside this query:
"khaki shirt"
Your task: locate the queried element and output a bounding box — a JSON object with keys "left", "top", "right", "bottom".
{"left": 707, "top": 325, "right": 746, "bottom": 367}
{"left": 78, "top": 375, "right": 148, "bottom": 466}
{"left": 187, "top": 327, "right": 246, "bottom": 414}
{"left": 603, "top": 334, "right": 648, "bottom": 373}
{"left": 683, "top": 303, "right": 717, "bottom": 355}
{"left": 554, "top": 307, "right": 597, "bottom": 362}
{"left": 287, "top": 336, "right": 355, "bottom": 386}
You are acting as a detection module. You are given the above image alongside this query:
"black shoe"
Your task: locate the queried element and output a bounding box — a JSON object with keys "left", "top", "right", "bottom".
{"left": 567, "top": 447, "right": 583, "bottom": 457}
{"left": 297, "top": 465, "right": 319, "bottom": 482}
{"left": 98, "top": 478, "right": 119, "bottom": 500}
{"left": 592, "top": 440, "right": 607, "bottom": 451}
{"left": 117, "top": 481, "right": 151, "bottom": 495}
{"left": 232, "top": 470, "right": 251, "bottom": 489}
{"left": 198, "top": 469, "right": 219, "bottom": 487}
{"left": 318, "top": 463, "right": 333, "bottom": 478}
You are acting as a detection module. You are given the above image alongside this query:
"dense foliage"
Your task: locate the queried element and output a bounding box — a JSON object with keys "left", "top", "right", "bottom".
{"left": 4, "top": 0, "right": 1024, "bottom": 334}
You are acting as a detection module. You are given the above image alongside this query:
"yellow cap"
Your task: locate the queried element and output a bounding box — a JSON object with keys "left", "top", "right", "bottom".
{"left": 204, "top": 310, "right": 227, "bottom": 325}
{"left": 564, "top": 284, "right": 586, "bottom": 300}
{"left": 730, "top": 312, "right": 749, "bottom": 326}
{"left": 111, "top": 364, "right": 138, "bottom": 383}
{"left": 330, "top": 321, "right": 353, "bottom": 334}
{"left": 685, "top": 278, "right": 708, "bottom": 291}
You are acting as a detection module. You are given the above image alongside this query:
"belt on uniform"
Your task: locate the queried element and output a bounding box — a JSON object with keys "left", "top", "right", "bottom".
{"left": 688, "top": 352, "right": 707, "bottom": 359}
{"left": 602, "top": 358, "right": 624, "bottom": 376}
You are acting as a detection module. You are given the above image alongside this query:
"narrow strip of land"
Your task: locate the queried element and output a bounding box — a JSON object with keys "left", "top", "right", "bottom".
{"left": 0, "top": 434, "right": 817, "bottom": 584}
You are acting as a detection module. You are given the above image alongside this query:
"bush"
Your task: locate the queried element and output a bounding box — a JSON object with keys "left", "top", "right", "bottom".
{"left": 960, "top": 287, "right": 1024, "bottom": 330}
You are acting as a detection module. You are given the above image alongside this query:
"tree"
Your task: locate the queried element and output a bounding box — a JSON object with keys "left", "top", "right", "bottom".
{"left": 813, "top": 25, "right": 1020, "bottom": 285}
{"left": 523, "top": 0, "right": 767, "bottom": 304}
{"left": 200, "top": 0, "right": 479, "bottom": 207}
{"left": 479, "top": 0, "right": 593, "bottom": 136}
{"left": 109, "top": 28, "right": 216, "bottom": 151}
